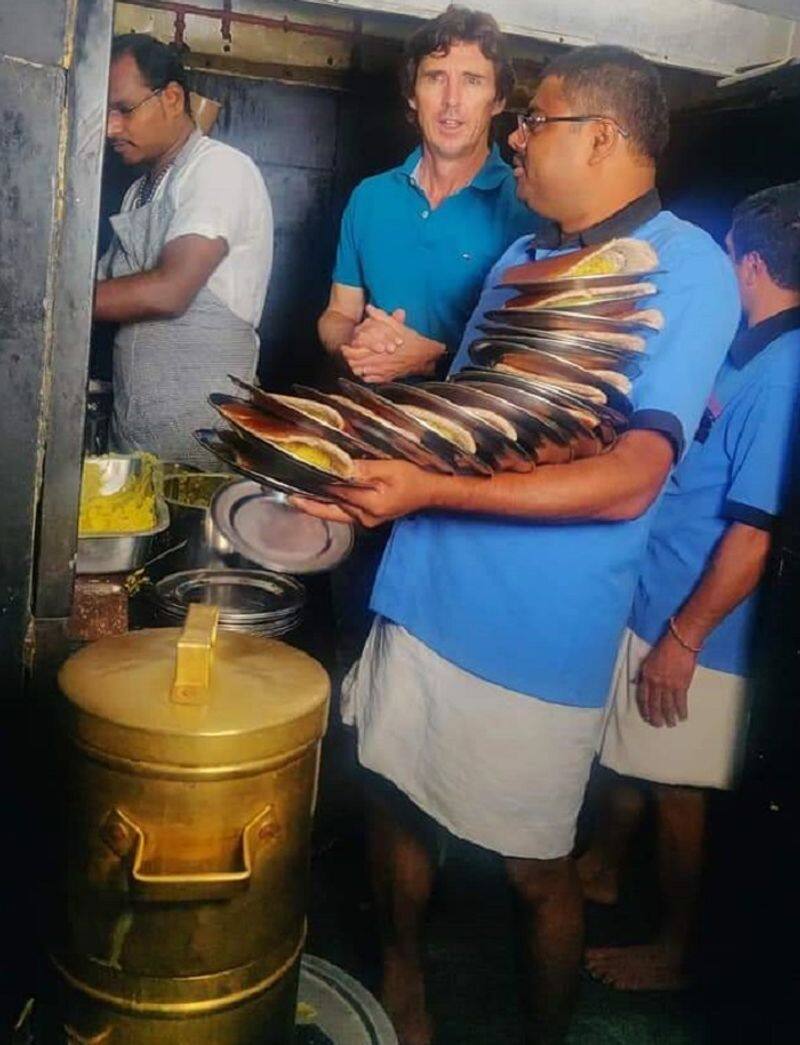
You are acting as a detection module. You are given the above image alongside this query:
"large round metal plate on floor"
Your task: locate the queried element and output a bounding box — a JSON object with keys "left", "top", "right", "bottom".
{"left": 296, "top": 955, "right": 398, "bottom": 1045}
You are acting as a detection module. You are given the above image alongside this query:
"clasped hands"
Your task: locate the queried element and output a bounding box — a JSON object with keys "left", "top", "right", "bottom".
{"left": 341, "top": 304, "right": 444, "bottom": 383}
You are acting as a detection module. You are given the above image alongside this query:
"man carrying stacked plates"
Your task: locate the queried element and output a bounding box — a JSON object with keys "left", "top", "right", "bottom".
{"left": 295, "top": 45, "right": 740, "bottom": 1045}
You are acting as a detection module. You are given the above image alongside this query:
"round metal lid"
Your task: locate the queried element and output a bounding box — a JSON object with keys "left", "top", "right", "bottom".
{"left": 211, "top": 480, "right": 354, "bottom": 575}
{"left": 58, "top": 623, "right": 329, "bottom": 769}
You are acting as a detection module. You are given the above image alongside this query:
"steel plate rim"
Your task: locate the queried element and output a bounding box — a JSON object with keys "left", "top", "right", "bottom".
{"left": 211, "top": 481, "right": 354, "bottom": 576}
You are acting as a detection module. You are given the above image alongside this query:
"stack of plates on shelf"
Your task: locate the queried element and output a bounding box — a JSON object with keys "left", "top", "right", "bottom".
{"left": 151, "top": 568, "right": 305, "bottom": 636}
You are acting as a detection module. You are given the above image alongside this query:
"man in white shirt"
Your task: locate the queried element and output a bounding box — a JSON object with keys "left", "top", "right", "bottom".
{"left": 94, "top": 33, "right": 272, "bottom": 465}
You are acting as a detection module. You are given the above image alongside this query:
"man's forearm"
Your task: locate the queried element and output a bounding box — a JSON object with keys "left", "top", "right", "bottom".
{"left": 94, "top": 271, "right": 186, "bottom": 323}
{"left": 318, "top": 308, "right": 359, "bottom": 360}
{"left": 428, "top": 430, "right": 674, "bottom": 522}
{"left": 672, "top": 522, "right": 772, "bottom": 648}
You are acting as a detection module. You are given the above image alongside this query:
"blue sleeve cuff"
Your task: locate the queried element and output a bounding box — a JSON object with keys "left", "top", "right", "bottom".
{"left": 629, "top": 409, "right": 684, "bottom": 460}
{"left": 723, "top": 499, "right": 777, "bottom": 532}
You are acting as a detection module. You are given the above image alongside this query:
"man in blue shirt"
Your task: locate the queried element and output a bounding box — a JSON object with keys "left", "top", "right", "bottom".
{"left": 583, "top": 183, "right": 800, "bottom": 993}
{"left": 317, "top": 5, "right": 536, "bottom": 383}
{"left": 298, "top": 47, "right": 739, "bottom": 1045}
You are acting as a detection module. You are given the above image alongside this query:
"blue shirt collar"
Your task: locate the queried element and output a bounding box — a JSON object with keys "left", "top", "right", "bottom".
{"left": 398, "top": 144, "right": 509, "bottom": 192}
{"left": 729, "top": 306, "right": 800, "bottom": 369}
{"left": 530, "top": 188, "right": 662, "bottom": 253}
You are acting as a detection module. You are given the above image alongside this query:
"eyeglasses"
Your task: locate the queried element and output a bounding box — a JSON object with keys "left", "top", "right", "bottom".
{"left": 517, "top": 112, "right": 630, "bottom": 139}
{"left": 108, "top": 88, "right": 163, "bottom": 118}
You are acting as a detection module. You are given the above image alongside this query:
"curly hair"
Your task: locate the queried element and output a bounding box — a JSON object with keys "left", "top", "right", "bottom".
{"left": 400, "top": 5, "right": 514, "bottom": 104}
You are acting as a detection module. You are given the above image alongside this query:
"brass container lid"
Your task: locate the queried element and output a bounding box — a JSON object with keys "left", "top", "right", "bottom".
{"left": 58, "top": 606, "right": 329, "bottom": 770}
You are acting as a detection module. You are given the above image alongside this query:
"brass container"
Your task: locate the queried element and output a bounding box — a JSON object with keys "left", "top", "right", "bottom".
{"left": 52, "top": 605, "right": 329, "bottom": 1044}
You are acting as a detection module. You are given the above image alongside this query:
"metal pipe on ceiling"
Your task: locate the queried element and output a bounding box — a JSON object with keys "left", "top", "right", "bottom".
{"left": 122, "top": 0, "right": 364, "bottom": 45}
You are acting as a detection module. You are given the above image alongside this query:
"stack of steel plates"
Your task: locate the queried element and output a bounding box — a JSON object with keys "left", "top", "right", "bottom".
{"left": 195, "top": 239, "right": 664, "bottom": 487}
{"left": 151, "top": 568, "right": 305, "bottom": 636}
{"left": 446, "top": 236, "right": 664, "bottom": 460}
{"left": 195, "top": 375, "right": 493, "bottom": 500}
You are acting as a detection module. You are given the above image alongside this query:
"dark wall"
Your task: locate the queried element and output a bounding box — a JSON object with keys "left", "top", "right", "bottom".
{"left": 662, "top": 96, "right": 800, "bottom": 244}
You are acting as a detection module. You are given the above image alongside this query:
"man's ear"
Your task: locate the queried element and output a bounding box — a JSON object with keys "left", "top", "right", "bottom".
{"left": 491, "top": 96, "right": 505, "bottom": 118}
{"left": 743, "top": 251, "right": 766, "bottom": 285}
{"left": 587, "top": 119, "right": 617, "bottom": 166}
{"left": 163, "top": 80, "right": 186, "bottom": 117}
{"left": 407, "top": 95, "right": 418, "bottom": 113}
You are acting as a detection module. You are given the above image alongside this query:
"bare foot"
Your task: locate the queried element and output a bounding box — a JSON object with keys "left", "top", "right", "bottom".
{"left": 381, "top": 953, "right": 434, "bottom": 1045}
{"left": 585, "top": 943, "right": 690, "bottom": 991}
{"left": 576, "top": 851, "right": 619, "bottom": 906}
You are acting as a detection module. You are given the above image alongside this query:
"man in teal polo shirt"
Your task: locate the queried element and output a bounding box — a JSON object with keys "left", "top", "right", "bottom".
{"left": 582, "top": 182, "right": 800, "bottom": 993}
{"left": 318, "top": 4, "right": 537, "bottom": 383}
{"left": 299, "top": 46, "right": 739, "bottom": 1044}
{"left": 319, "top": 5, "right": 537, "bottom": 670}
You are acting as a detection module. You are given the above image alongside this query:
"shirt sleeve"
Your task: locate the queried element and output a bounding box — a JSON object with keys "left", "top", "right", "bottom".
{"left": 331, "top": 188, "right": 363, "bottom": 289}
{"left": 96, "top": 244, "right": 113, "bottom": 282}
{"left": 723, "top": 381, "right": 800, "bottom": 530}
{"left": 629, "top": 244, "right": 741, "bottom": 460}
{"left": 164, "top": 149, "right": 264, "bottom": 248}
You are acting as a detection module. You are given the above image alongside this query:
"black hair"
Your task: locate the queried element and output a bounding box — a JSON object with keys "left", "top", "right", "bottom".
{"left": 400, "top": 5, "right": 514, "bottom": 104}
{"left": 541, "top": 45, "right": 669, "bottom": 161}
{"left": 111, "top": 33, "right": 191, "bottom": 115}
{"left": 731, "top": 182, "right": 800, "bottom": 290}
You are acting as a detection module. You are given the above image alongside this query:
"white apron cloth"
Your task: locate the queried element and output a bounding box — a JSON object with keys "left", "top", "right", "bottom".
{"left": 103, "top": 133, "right": 258, "bottom": 467}
{"left": 342, "top": 618, "right": 605, "bottom": 859}
{"left": 598, "top": 629, "right": 751, "bottom": 790}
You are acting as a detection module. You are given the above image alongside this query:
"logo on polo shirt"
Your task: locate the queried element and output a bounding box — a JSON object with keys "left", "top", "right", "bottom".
{"left": 694, "top": 392, "right": 723, "bottom": 444}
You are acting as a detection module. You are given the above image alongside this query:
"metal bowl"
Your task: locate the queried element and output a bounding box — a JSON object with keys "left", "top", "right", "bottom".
{"left": 77, "top": 454, "right": 169, "bottom": 575}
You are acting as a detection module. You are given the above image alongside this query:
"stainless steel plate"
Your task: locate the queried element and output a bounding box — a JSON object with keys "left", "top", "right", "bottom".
{"left": 209, "top": 392, "right": 373, "bottom": 489}
{"left": 382, "top": 382, "right": 533, "bottom": 472}
{"left": 154, "top": 568, "right": 305, "bottom": 619}
{"left": 496, "top": 269, "right": 665, "bottom": 293}
{"left": 193, "top": 428, "right": 339, "bottom": 504}
{"left": 227, "top": 375, "right": 390, "bottom": 460}
{"left": 460, "top": 366, "right": 631, "bottom": 426}
{"left": 294, "top": 385, "right": 454, "bottom": 474}
{"left": 455, "top": 370, "right": 593, "bottom": 436}
{"left": 211, "top": 480, "right": 354, "bottom": 575}
{"left": 468, "top": 343, "right": 633, "bottom": 413}
{"left": 337, "top": 378, "right": 486, "bottom": 474}
{"left": 422, "top": 381, "right": 554, "bottom": 455}
{"left": 469, "top": 335, "right": 641, "bottom": 374}
{"left": 376, "top": 383, "right": 495, "bottom": 476}
{"left": 504, "top": 288, "right": 656, "bottom": 318}
{"left": 477, "top": 321, "right": 647, "bottom": 353}
{"left": 484, "top": 307, "right": 656, "bottom": 334}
